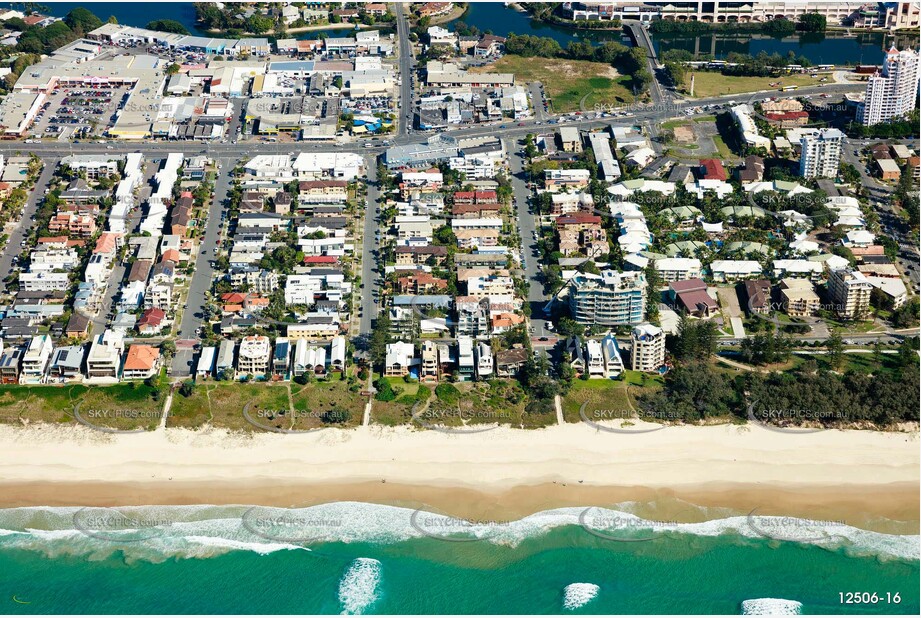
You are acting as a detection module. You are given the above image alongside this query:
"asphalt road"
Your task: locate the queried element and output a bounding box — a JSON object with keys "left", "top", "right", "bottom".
{"left": 508, "top": 143, "right": 550, "bottom": 339}
{"left": 394, "top": 2, "right": 415, "bottom": 138}
{"left": 173, "top": 156, "right": 234, "bottom": 346}
{"left": 0, "top": 158, "right": 58, "bottom": 293}
{"left": 359, "top": 155, "right": 382, "bottom": 336}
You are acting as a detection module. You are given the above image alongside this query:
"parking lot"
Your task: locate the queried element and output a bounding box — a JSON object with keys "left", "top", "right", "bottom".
{"left": 31, "top": 84, "right": 134, "bottom": 140}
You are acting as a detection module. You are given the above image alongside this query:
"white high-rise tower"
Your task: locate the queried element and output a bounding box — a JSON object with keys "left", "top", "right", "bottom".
{"left": 862, "top": 47, "right": 919, "bottom": 126}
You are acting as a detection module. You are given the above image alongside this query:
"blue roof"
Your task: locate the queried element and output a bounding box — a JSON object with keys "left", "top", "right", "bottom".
{"left": 268, "top": 61, "right": 315, "bottom": 72}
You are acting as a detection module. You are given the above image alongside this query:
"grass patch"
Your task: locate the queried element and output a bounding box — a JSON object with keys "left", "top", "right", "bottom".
{"left": 472, "top": 56, "right": 635, "bottom": 113}
{"left": 424, "top": 380, "right": 553, "bottom": 429}
{"left": 167, "top": 382, "right": 289, "bottom": 431}
{"left": 682, "top": 72, "right": 816, "bottom": 98}
{"left": 661, "top": 120, "right": 690, "bottom": 130}
{"left": 0, "top": 383, "right": 163, "bottom": 431}
{"left": 561, "top": 375, "right": 664, "bottom": 424}
{"left": 371, "top": 374, "right": 431, "bottom": 426}
{"left": 711, "top": 134, "right": 733, "bottom": 159}
{"left": 289, "top": 377, "right": 366, "bottom": 430}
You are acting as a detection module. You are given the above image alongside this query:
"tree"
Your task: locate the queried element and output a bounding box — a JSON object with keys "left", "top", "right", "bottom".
{"left": 107, "top": 16, "right": 118, "bottom": 24}
{"left": 159, "top": 340, "right": 176, "bottom": 358}
{"left": 322, "top": 408, "right": 351, "bottom": 424}
{"left": 64, "top": 8, "right": 102, "bottom": 33}
{"left": 797, "top": 12, "right": 826, "bottom": 32}
{"left": 369, "top": 313, "right": 392, "bottom": 370}
{"left": 165, "top": 63, "right": 181, "bottom": 76}
{"left": 825, "top": 333, "right": 844, "bottom": 370}
{"left": 644, "top": 263, "right": 662, "bottom": 321}
{"left": 373, "top": 377, "right": 396, "bottom": 401}
{"left": 178, "top": 380, "right": 195, "bottom": 398}
{"left": 146, "top": 19, "right": 190, "bottom": 34}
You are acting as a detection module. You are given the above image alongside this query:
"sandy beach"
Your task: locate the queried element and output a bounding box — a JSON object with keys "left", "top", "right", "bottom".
{"left": 0, "top": 423, "right": 917, "bottom": 532}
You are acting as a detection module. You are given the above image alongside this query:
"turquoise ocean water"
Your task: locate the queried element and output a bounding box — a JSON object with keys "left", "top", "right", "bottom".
{"left": 0, "top": 503, "right": 918, "bottom": 615}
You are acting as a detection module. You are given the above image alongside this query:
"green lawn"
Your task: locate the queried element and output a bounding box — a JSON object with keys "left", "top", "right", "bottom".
{"left": 682, "top": 72, "right": 817, "bottom": 98}
{"left": 472, "top": 56, "right": 636, "bottom": 113}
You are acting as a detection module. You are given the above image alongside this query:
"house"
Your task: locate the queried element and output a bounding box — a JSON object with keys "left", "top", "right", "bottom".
{"left": 330, "top": 336, "right": 346, "bottom": 372}
{"left": 736, "top": 155, "right": 765, "bottom": 182}
{"left": 86, "top": 330, "right": 124, "bottom": 379}
{"left": 196, "top": 347, "right": 216, "bottom": 379}
{"left": 237, "top": 336, "right": 271, "bottom": 377}
{"left": 494, "top": 346, "right": 529, "bottom": 378}
{"left": 48, "top": 345, "right": 85, "bottom": 380}
{"left": 0, "top": 348, "right": 22, "bottom": 384}
{"left": 742, "top": 279, "right": 772, "bottom": 315}
{"left": 65, "top": 313, "right": 91, "bottom": 340}
{"left": 709, "top": 260, "right": 763, "bottom": 283}
{"left": 384, "top": 341, "right": 418, "bottom": 377}
{"left": 558, "top": 126, "right": 582, "bottom": 153}
{"left": 475, "top": 342, "right": 493, "bottom": 380}
{"left": 216, "top": 339, "right": 235, "bottom": 377}
{"left": 669, "top": 279, "right": 718, "bottom": 317}
{"left": 779, "top": 278, "right": 821, "bottom": 317}
{"left": 122, "top": 345, "right": 160, "bottom": 380}
{"left": 137, "top": 308, "right": 167, "bottom": 335}
{"left": 273, "top": 337, "right": 291, "bottom": 376}
{"left": 601, "top": 335, "right": 624, "bottom": 378}
{"left": 19, "top": 334, "right": 52, "bottom": 384}
{"left": 699, "top": 159, "right": 727, "bottom": 181}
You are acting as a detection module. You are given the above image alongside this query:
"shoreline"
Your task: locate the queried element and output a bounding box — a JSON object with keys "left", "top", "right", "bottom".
{"left": 1, "top": 479, "right": 917, "bottom": 535}
{"left": 0, "top": 423, "right": 917, "bottom": 533}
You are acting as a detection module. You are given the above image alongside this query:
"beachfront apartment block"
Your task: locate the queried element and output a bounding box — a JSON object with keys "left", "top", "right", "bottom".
{"left": 237, "top": 336, "right": 271, "bottom": 377}
{"left": 568, "top": 271, "right": 646, "bottom": 326}
{"left": 799, "top": 129, "right": 844, "bottom": 179}
{"left": 631, "top": 323, "right": 666, "bottom": 373}
{"left": 19, "top": 334, "right": 53, "bottom": 384}
{"left": 862, "top": 47, "right": 919, "bottom": 126}
{"left": 86, "top": 330, "right": 125, "bottom": 380}
{"left": 827, "top": 268, "right": 873, "bottom": 319}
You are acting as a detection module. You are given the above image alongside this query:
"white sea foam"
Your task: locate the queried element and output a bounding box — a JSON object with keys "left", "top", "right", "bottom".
{"left": 741, "top": 598, "right": 803, "bottom": 615}
{"left": 338, "top": 557, "right": 381, "bottom": 615}
{"left": 563, "top": 583, "right": 600, "bottom": 610}
{"left": 0, "top": 504, "right": 916, "bottom": 562}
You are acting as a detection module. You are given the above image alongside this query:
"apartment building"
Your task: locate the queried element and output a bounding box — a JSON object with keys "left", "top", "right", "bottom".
{"left": 862, "top": 47, "right": 919, "bottom": 126}
{"left": 568, "top": 271, "right": 646, "bottom": 326}
{"left": 779, "top": 278, "right": 822, "bottom": 317}
{"left": 799, "top": 128, "right": 844, "bottom": 179}
{"left": 827, "top": 268, "right": 873, "bottom": 319}
{"left": 237, "top": 335, "right": 271, "bottom": 376}
{"left": 631, "top": 323, "right": 666, "bottom": 373}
